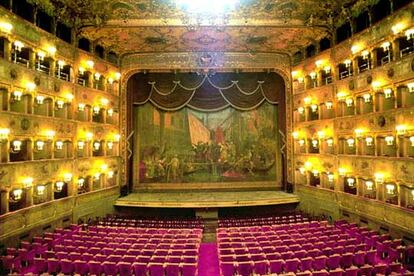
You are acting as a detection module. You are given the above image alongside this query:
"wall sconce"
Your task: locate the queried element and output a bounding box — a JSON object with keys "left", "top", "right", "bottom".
{"left": 303, "top": 97, "right": 312, "bottom": 105}
{"left": 35, "top": 140, "right": 45, "bottom": 151}
{"left": 337, "top": 91, "right": 348, "bottom": 99}
{"left": 310, "top": 104, "right": 318, "bottom": 112}
{"left": 354, "top": 129, "right": 364, "bottom": 137}
{"left": 25, "top": 82, "right": 36, "bottom": 92}
{"left": 35, "top": 95, "right": 45, "bottom": 104}
{"left": 94, "top": 72, "right": 101, "bottom": 80}
{"left": 0, "top": 21, "right": 13, "bottom": 33}
{"left": 385, "top": 184, "right": 395, "bottom": 195}
{"left": 12, "top": 140, "right": 22, "bottom": 152}
{"left": 101, "top": 164, "right": 108, "bottom": 172}
{"left": 406, "top": 29, "right": 414, "bottom": 40}
{"left": 93, "top": 106, "right": 100, "bottom": 114}
{"left": 107, "top": 78, "right": 114, "bottom": 84}
{"left": 327, "top": 173, "right": 334, "bottom": 183}
{"left": 57, "top": 60, "right": 65, "bottom": 69}
{"left": 345, "top": 98, "right": 353, "bottom": 107}
{"left": 396, "top": 125, "right": 407, "bottom": 135}
{"left": 101, "top": 98, "right": 109, "bottom": 106}
{"left": 326, "top": 138, "right": 334, "bottom": 147}
{"left": 351, "top": 44, "right": 361, "bottom": 54}
{"left": 298, "top": 139, "right": 305, "bottom": 147}
{"left": 107, "top": 109, "right": 114, "bottom": 117}
{"left": 45, "top": 130, "right": 55, "bottom": 140}
{"left": 297, "top": 77, "right": 304, "bottom": 83}
{"left": 0, "top": 128, "right": 10, "bottom": 140}
{"left": 77, "top": 178, "right": 85, "bottom": 188}
{"left": 344, "top": 59, "right": 352, "bottom": 68}
{"left": 385, "top": 136, "right": 394, "bottom": 146}
{"left": 304, "top": 161, "right": 313, "bottom": 170}
{"left": 361, "top": 50, "right": 370, "bottom": 60}
{"left": 55, "top": 141, "right": 63, "bottom": 150}
{"left": 56, "top": 100, "right": 65, "bottom": 109}
{"left": 94, "top": 173, "right": 101, "bottom": 181}
{"left": 86, "top": 60, "right": 94, "bottom": 69}
{"left": 115, "top": 72, "right": 121, "bottom": 80}
{"left": 13, "top": 90, "right": 23, "bottom": 101}
{"left": 363, "top": 94, "right": 371, "bottom": 103}
{"left": 315, "top": 60, "right": 324, "bottom": 68}
{"left": 408, "top": 83, "right": 414, "bottom": 93}
{"left": 78, "top": 103, "right": 85, "bottom": 111}
{"left": 22, "top": 177, "right": 33, "bottom": 188}
{"left": 323, "top": 66, "right": 331, "bottom": 74}
{"left": 409, "top": 136, "right": 414, "bottom": 147}
{"left": 65, "top": 93, "right": 74, "bottom": 103}
{"left": 297, "top": 107, "right": 305, "bottom": 114}
{"left": 93, "top": 141, "right": 100, "bottom": 151}
{"left": 292, "top": 131, "right": 299, "bottom": 139}
{"left": 381, "top": 41, "right": 390, "bottom": 52}
{"left": 347, "top": 138, "right": 355, "bottom": 147}
{"left": 14, "top": 40, "right": 24, "bottom": 51}
{"left": 392, "top": 22, "right": 405, "bottom": 34}
{"left": 78, "top": 66, "right": 85, "bottom": 75}
{"left": 47, "top": 46, "right": 56, "bottom": 56}
{"left": 12, "top": 189, "right": 23, "bottom": 201}
{"left": 309, "top": 72, "right": 317, "bottom": 80}
{"left": 374, "top": 172, "right": 384, "bottom": 184}
{"left": 338, "top": 168, "right": 347, "bottom": 177}
{"left": 317, "top": 131, "right": 325, "bottom": 139}
{"left": 55, "top": 181, "right": 64, "bottom": 192}
{"left": 365, "top": 181, "right": 374, "bottom": 191}
{"left": 36, "top": 185, "right": 45, "bottom": 196}
{"left": 347, "top": 177, "right": 355, "bottom": 187}
{"left": 325, "top": 101, "right": 333, "bottom": 109}
{"left": 311, "top": 139, "right": 319, "bottom": 148}
{"left": 63, "top": 173, "right": 72, "bottom": 182}
{"left": 114, "top": 134, "right": 121, "bottom": 142}
{"left": 77, "top": 141, "right": 85, "bottom": 150}
{"left": 299, "top": 167, "right": 306, "bottom": 175}
{"left": 365, "top": 136, "right": 374, "bottom": 146}
{"left": 86, "top": 132, "right": 93, "bottom": 141}
{"left": 107, "top": 141, "right": 114, "bottom": 150}
{"left": 108, "top": 171, "right": 114, "bottom": 179}
{"left": 37, "top": 51, "right": 45, "bottom": 61}
{"left": 311, "top": 170, "right": 319, "bottom": 177}
{"left": 384, "top": 88, "right": 393, "bottom": 99}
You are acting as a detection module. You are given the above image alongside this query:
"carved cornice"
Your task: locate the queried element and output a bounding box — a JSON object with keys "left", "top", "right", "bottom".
{"left": 121, "top": 52, "right": 291, "bottom": 73}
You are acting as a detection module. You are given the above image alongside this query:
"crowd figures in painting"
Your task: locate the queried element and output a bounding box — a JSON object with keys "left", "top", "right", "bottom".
{"left": 137, "top": 102, "right": 279, "bottom": 183}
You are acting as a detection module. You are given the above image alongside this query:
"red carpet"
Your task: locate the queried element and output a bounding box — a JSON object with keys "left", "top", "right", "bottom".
{"left": 198, "top": 243, "right": 220, "bottom": 276}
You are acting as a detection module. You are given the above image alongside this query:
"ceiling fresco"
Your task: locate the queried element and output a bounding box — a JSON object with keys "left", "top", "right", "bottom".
{"left": 79, "top": 0, "right": 359, "bottom": 55}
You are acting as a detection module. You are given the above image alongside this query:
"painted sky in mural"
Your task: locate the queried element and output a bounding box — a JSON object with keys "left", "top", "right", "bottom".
{"left": 137, "top": 102, "right": 278, "bottom": 183}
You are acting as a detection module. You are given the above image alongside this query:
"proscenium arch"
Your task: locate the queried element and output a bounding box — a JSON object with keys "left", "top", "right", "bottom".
{"left": 124, "top": 71, "right": 290, "bottom": 192}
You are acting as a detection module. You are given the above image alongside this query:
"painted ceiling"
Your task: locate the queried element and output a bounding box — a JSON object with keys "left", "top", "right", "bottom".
{"left": 80, "top": 0, "right": 350, "bottom": 55}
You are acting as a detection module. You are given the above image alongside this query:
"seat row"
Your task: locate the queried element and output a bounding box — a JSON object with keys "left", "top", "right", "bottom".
{"left": 220, "top": 259, "right": 410, "bottom": 276}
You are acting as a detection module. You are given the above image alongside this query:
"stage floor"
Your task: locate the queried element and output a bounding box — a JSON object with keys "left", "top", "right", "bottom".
{"left": 114, "top": 190, "right": 299, "bottom": 208}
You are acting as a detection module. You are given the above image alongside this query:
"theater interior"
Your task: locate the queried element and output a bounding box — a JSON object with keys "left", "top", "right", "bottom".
{"left": 0, "top": 0, "right": 413, "bottom": 275}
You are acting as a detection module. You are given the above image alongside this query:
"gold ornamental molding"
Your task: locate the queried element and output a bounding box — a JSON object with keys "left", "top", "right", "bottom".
{"left": 121, "top": 52, "right": 291, "bottom": 72}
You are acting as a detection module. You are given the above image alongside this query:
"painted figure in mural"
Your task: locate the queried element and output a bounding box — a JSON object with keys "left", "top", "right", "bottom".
{"left": 167, "top": 155, "right": 180, "bottom": 182}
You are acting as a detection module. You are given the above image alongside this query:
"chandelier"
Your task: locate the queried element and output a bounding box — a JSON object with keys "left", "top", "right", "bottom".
{"left": 175, "top": 0, "right": 239, "bottom": 30}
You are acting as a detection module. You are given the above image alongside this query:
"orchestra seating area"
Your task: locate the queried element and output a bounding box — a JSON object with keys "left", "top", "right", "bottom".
{"left": 217, "top": 215, "right": 413, "bottom": 276}
{"left": 1, "top": 217, "right": 203, "bottom": 275}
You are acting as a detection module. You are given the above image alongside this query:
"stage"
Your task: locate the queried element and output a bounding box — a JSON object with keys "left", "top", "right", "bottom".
{"left": 114, "top": 190, "right": 299, "bottom": 208}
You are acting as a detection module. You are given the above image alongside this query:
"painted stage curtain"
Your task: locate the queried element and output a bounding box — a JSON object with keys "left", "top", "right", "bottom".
{"left": 127, "top": 72, "right": 285, "bottom": 111}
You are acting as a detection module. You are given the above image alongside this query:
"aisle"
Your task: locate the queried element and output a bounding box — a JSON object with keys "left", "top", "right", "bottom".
{"left": 198, "top": 243, "right": 220, "bottom": 276}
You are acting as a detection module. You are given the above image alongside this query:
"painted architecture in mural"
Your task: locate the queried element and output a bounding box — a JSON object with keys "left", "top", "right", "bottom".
{"left": 136, "top": 102, "right": 279, "bottom": 183}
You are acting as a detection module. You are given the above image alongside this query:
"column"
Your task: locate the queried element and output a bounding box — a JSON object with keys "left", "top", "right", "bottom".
{"left": 87, "top": 73, "right": 93, "bottom": 88}
{"left": 370, "top": 49, "right": 377, "bottom": 69}
{"left": 317, "top": 71, "right": 323, "bottom": 87}
{"left": 29, "top": 49, "right": 36, "bottom": 69}
{"left": 3, "top": 38, "right": 12, "bottom": 61}
{"left": 49, "top": 58, "right": 56, "bottom": 78}
{"left": 352, "top": 57, "right": 359, "bottom": 75}
{"left": 0, "top": 190, "right": 9, "bottom": 214}
{"left": 48, "top": 183, "right": 54, "bottom": 201}
{"left": 392, "top": 39, "right": 400, "bottom": 61}
{"left": 25, "top": 186, "right": 34, "bottom": 207}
